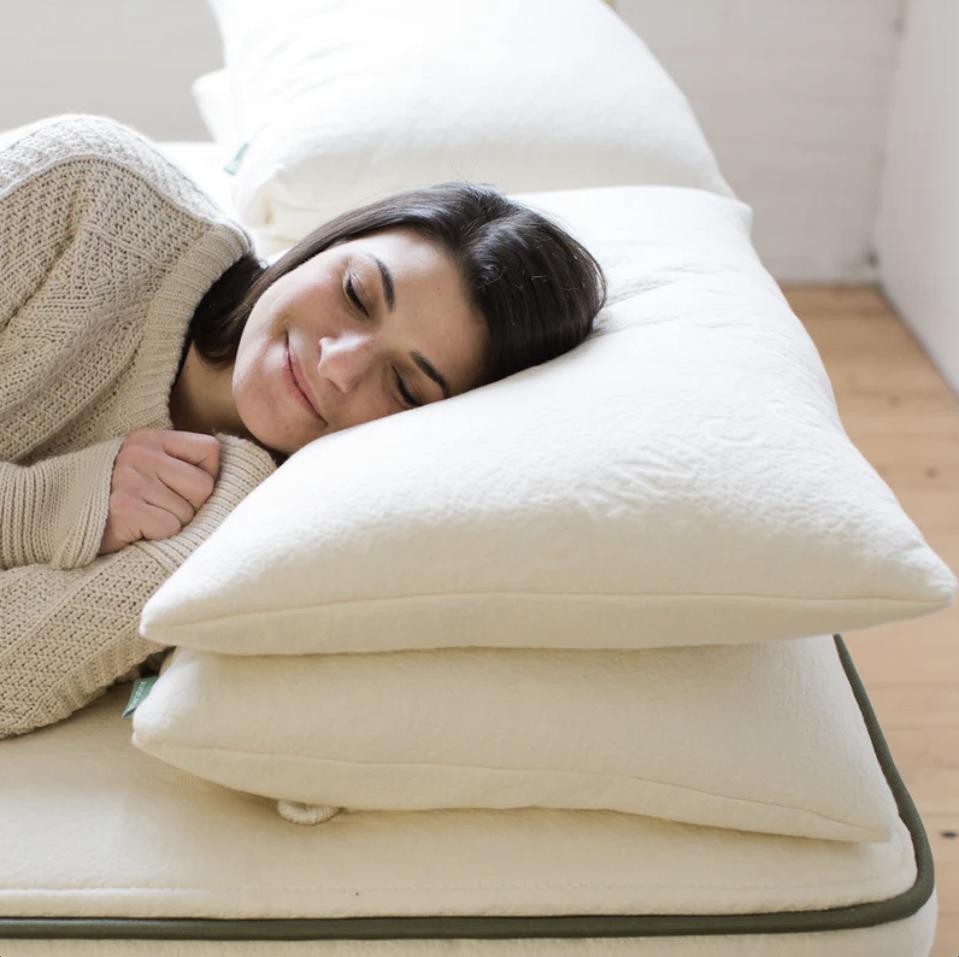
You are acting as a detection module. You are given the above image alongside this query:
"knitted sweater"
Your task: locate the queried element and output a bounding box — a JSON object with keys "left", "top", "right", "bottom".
{"left": 0, "top": 113, "right": 278, "bottom": 739}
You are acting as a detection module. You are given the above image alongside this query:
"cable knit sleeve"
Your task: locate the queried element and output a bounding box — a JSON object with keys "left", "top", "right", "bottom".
{"left": 0, "top": 433, "right": 277, "bottom": 740}
{"left": 0, "top": 117, "right": 130, "bottom": 572}
{"left": 0, "top": 437, "right": 126, "bottom": 571}
{"left": 0, "top": 112, "right": 231, "bottom": 572}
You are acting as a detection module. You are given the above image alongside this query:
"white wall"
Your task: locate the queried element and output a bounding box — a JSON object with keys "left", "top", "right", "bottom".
{"left": 0, "top": 0, "right": 220, "bottom": 141}
{"left": 873, "top": 0, "right": 959, "bottom": 395}
{"left": 613, "top": 0, "right": 905, "bottom": 283}
{"left": 0, "top": 0, "right": 933, "bottom": 298}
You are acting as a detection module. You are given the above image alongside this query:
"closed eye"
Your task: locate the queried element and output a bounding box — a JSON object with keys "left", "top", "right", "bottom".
{"left": 346, "top": 275, "right": 368, "bottom": 316}
{"left": 394, "top": 370, "right": 421, "bottom": 408}
{"left": 346, "top": 274, "right": 422, "bottom": 409}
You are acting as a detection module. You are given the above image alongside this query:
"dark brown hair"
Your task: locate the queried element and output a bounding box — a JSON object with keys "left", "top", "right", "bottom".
{"left": 184, "top": 180, "right": 607, "bottom": 392}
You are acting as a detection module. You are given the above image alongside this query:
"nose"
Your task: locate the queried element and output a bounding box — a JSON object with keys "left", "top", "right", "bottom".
{"left": 316, "top": 330, "right": 378, "bottom": 393}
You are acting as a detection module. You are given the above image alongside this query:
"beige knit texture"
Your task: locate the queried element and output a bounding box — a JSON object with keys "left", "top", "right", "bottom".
{"left": 0, "top": 113, "right": 278, "bottom": 739}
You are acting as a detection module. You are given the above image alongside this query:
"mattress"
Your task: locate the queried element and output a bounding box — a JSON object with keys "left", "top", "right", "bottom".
{"left": 0, "top": 631, "right": 937, "bottom": 956}
{"left": 0, "top": 142, "right": 939, "bottom": 955}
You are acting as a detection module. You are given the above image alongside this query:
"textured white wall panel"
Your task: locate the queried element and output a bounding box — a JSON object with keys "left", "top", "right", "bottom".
{"left": 874, "top": 0, "right": 959, "bottom": 395}
{"left": 614, "top": 0, "right": 905, "bottom": 282}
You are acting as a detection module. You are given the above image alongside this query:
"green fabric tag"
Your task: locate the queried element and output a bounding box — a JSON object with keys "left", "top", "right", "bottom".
{"left": 122, "top": 676, "right": 158, "bottom": 719}
{"left": 223, "top": 141, "right": 249, "bottom": 176}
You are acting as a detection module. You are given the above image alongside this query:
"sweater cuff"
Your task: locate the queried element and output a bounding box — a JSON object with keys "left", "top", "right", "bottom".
{"left": 0, "top": 435, "right": 125, "bottom": 571}
{"left": 49, "top": 435, "right": 127, "bottom": 570}
{"left": 133, "top": 432, "right": 278, "bottom": 578}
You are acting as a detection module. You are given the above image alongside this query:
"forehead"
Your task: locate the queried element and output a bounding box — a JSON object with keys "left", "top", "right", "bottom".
{"left": 344, "top": 227, "right": 454, "bottom": 283}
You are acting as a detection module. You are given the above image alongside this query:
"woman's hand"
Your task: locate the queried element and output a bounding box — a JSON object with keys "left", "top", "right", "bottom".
{"left": 97, "top": 428, "right": 221, "bottom": 557}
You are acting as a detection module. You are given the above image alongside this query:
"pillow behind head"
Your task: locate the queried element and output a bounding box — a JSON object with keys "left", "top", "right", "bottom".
{"left": 204, "top": 0, "right": 734, "bottom": 250}
{"left": 137, "top": 183, "right": 957, "bottom": 656}
{"left": 190, "top": 69, "right": 241, "bottom": 163}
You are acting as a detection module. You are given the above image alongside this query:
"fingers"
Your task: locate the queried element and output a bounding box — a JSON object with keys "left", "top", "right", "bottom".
{"left": 140, "top": 476, "right": 199, "bottom": 530}
{"left": 101, "top": 429, "right": 225, "bottom": 552}
{"left": 158, "top": 429, "right": 221, "bottom": 483}
{"left": 152, "top": 451, "right": 218, "bottom": 517}
{"left": 132, "top": 497, "right": 187, "bottom": 542}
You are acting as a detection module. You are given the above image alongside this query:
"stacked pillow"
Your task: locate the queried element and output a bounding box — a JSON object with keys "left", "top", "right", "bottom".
{"left": 140, "top": 183, "right": 956, "bottom": 657}
{"left": 140, "top": 0, "right": 956, "bottom": 836}
{"left": 194, "top": 0, "right": 734, "bottom": 258}
{"left": 135, "top": 633, "right": 900, "bottom": 842}
{"left": 133, "top": 183, "right": 956, "bottom": 836}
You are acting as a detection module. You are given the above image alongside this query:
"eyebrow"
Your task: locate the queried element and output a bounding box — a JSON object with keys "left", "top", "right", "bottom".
{"left": 368, "top": 253, "right": 451, "bottom": 400}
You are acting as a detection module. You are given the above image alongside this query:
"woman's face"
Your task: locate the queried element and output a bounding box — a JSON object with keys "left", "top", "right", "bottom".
{"left": 232, "top": 226, "right": 489, "bottom": 457}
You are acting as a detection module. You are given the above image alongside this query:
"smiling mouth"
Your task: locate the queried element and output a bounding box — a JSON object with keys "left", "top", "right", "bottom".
{"left": 286, "top": 336, "right": 326, "bottom": 424}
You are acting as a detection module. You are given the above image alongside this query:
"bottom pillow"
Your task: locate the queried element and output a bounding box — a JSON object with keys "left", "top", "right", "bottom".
{"left": 131, "top": 634, "right": 897, "bottom": 843}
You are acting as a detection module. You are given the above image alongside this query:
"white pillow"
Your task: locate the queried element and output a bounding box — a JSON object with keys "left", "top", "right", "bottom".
{"left": 131, "top": 634, "right": 900, "bottom": 843}
{"left": 137, "top": 184, "right": 957, "bottom": 656}
{"left": 189, "top": 69, "right": 240, "bottom": 162}
{"left": 204, "top": 0, "right": 734, "bottom": 250}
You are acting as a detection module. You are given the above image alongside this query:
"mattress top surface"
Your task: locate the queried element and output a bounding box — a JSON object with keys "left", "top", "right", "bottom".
{"left": 0, "top": 637, "right": 932, "bottom": 942}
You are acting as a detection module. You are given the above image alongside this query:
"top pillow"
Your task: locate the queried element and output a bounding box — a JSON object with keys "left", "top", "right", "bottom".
{"left": 137, "top": 183, "right": 957, "bottom": 657}
{"left": 204, "top": 0, "right": 733, "bottom": 255}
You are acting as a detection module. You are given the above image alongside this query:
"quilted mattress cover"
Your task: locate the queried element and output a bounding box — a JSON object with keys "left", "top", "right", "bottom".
{"left": 0, "top": 636, "right": 937, "bottom": 956}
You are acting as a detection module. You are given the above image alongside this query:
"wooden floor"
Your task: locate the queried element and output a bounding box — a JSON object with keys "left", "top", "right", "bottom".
{"left": 780, "top": 284, "right": 958, "bottom": 956}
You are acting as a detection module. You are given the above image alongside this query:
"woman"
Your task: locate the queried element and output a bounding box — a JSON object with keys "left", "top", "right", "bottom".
{"left": 0, "top": 113, "right": 606, "bottom": 739}
{"left": 107, "top": 182, "right": 608, "bottom": 556}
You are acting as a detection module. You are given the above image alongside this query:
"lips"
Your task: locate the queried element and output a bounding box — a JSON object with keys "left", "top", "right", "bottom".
{"left": 286, "top": 336, "right": 325, "bottom": 424}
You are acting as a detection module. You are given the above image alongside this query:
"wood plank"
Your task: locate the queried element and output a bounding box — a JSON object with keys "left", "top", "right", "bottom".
{"left": 924, "top": 814, "right": 959, "bottom": 956}
{"left": 844, "top": 624, "right": 959, "bottom": 687}
{"left": 879, "top": 729, "right": 959, "bottom": 815}
{"left": 933, "top": 913, "right": 958, "bottom": 957}
{"left": 860, "top": 684, "right": 959, "bottom": 730}
{"left": 781, "top": 285, "right": 891, "bottom": 318}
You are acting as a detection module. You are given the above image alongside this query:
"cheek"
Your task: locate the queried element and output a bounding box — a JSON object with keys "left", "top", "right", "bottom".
{"left": 246, "top": 286, "right": 284, "bottom": 336}
{"left": 236, "top": 282, "right": 295, "bottom": 371}
{"left": 233, "top": 323, "right": 263, "bottom": 384}
{"left": 231, "top": 313, "right": 276, "bottom": 416}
